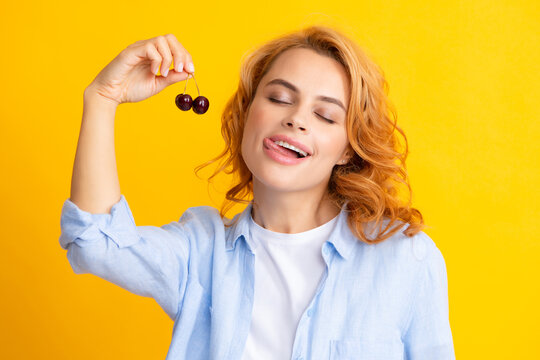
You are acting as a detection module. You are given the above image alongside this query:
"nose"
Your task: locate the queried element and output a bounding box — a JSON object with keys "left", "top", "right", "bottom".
{"left": 281, "top": 108, "right": 309, "bottom": 133}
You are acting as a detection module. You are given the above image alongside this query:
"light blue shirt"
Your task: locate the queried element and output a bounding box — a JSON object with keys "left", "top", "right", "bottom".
{"left": 59, "top": 195, "right": 455, "bottom": 360}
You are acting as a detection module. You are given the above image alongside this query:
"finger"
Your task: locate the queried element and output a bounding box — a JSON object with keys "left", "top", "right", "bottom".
{"left": 154, "top": 35, "right": 173, "bottom": 77}
{"left": 184, "top": 51, "right": 195, "bottom": 74}
{"left": 165, "top": 34, "right": 195, "bottom": 73}
{"left": 155, "top": 68, "right": 191, "bottom": 92}
{"left": 128, "top": 40, "right": 163, "bottom": 76}
{"left": 164, "top": 34, "right": 189, "bottom": 74}
{"left": 141, "top": 42, "right": 163, "bottom": 76}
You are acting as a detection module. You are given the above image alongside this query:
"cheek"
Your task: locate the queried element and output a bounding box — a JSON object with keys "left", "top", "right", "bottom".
{"left": 242, "top": 103, "right": 269, "bottom": 150}
{"left": 240, "top": 126, "right": 251, "bottom": 162}
{"left": 241, "top": 117, "right": 260, "bottom": 164}
{"left": 318, "top": 130, "right": 349, "bottom": 160}
{"left": 247, "top": 104, "right": 268, "bottom": 127}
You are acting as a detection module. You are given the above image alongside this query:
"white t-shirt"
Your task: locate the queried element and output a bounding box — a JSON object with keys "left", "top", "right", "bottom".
{"left": 240, "top": 212, "right": 339, "bottom": 360}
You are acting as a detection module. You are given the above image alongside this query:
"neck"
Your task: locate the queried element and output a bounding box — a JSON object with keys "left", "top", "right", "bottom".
{"left": 251, "top": 179, "right": 341, "bottom": 234}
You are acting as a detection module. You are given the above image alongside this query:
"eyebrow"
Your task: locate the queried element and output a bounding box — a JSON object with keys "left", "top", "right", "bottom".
{"left": 264, "top": 78, "right": 347, "bottom": 112}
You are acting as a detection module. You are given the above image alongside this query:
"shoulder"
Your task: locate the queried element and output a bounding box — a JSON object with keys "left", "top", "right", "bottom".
{"left": 402, "top": 228, "right": 440, "bottom": 263}
{"left": 178, "top": 205, "right": 222, "bottom": 223}
{"left": 178, "top": 206, "right": 228, "bottom": 237}
{"left": 369, "top": 221, "right": 444, "bottom": 266}
{"left": 392, "top": 226, "right": 448, "bottom": 282}
{"left": 365, "top": 223, "right": 449, "bottom": 289}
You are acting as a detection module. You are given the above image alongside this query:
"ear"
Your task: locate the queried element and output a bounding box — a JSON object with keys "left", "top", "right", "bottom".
{"left": 337, "top": 146, "right": 354, "bottom": 165}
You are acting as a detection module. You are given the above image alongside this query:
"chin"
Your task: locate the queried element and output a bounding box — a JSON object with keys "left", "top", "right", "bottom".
{"left": 242, "top": 148, "right": 330, "bottom": 194}
{"left": 253, "top": 167, "right": 326, "bottom": 195}
{"left": 246, "top": 164, "right": 293, "bottom": 191}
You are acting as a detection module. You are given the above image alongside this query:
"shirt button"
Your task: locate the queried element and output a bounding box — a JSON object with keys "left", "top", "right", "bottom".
{"left": 307, "top": 309, "right": 313, "bottom": 317}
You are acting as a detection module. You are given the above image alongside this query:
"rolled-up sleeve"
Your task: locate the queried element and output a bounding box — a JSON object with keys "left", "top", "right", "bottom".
{"left": 403, "top": 232, "right": 456, "bottom": 360}
{"left": 59, "top": 195, "right": 189, "bottom": 321}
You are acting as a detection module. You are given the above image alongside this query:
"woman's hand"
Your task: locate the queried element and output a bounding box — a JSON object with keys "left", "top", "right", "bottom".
{"left": 85, "top": 34, "right": 194, "bottom": 105}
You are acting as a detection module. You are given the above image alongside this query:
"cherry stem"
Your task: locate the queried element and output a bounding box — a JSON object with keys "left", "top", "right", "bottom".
{"left": 183, "top": 75, "right": 190, "bottom": 94}
{"left": 191, "top": 73, "right": 200, "bottom": 96}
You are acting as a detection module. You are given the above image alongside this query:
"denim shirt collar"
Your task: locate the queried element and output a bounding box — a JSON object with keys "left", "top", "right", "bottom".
{"left": 225, "top": 201, "right": 358, "bottom": 260}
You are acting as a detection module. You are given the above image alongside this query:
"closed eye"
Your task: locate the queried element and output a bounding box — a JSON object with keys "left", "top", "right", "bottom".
{"left": 268, "top": 97, "right": 335, "bottom": 124}
{"left": 317, "top": 114, "right": 335, "bottom": 124}
{"left": 268, "top": 97, "right": 289, "bottom": 104}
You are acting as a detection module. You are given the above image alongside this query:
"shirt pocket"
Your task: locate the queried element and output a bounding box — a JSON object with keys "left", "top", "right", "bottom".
{"left": 329, "top": 339, "right": 404, "bottom": 360}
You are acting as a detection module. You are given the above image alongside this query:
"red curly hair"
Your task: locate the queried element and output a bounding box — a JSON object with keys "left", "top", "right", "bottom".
{"left": 195, "top": 25, "right": 426, "bottom": 244}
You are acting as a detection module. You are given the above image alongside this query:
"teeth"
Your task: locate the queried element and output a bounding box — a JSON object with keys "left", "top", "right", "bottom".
{"left": 274, "top": 140, "right": 308, "bottom": 157}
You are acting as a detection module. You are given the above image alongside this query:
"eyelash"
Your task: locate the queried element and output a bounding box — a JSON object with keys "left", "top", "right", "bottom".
{"left": 268, "top": 97, "right": 335, "bottom": 124}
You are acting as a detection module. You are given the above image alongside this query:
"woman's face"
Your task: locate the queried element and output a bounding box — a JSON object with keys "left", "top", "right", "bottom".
{"left": 241, "top": 47, "right": 351, "bottom": 195}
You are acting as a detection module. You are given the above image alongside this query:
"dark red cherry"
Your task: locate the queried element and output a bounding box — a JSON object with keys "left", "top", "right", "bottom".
{"left": 175, "top": 94, "right": 192, "bottom": 111}
{"left": 192, "top": 96, "right": 209, "bottom": 114}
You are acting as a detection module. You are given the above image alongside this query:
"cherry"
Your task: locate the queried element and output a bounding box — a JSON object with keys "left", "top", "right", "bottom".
{"left": 175, "top": 93, "right": 192, "bottom": 111}
{"left": 192, "top": 96, "right": 209, "bottom": 114}
{"left": 175, "top": 73, "right": 209, "bottom": 115}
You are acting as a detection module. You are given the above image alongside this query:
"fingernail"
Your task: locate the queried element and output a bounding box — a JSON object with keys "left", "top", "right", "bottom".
{"left": 176, "top": 62, "right": 183, "bottom": 72}
{"left": 163, "top": 68, "right": 169, "bottom": 77}
{"left": 186, "top": 62, "right": 195, "bottom": 73}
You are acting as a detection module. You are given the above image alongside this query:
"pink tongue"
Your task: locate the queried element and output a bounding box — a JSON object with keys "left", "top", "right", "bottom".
{"left": 275, "top": 145, "right": 299, "bottom": 158}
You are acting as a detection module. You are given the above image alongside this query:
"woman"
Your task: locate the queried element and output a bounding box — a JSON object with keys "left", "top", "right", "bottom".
{"left": 60, "top": 26, "right": 455, "bottom": 359}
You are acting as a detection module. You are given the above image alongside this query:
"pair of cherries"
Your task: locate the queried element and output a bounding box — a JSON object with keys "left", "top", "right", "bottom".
{"left": 175, "top": 73, "right": 209, "bottom": 114}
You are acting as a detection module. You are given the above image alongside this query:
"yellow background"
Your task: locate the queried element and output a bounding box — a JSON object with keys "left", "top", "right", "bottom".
{"left": 1, "top": 0, "right": 538, "bottom": 358}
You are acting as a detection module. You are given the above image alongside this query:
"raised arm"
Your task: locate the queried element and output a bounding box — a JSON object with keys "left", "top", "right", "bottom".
{"left": 70, "top": 33, "right": 194, "bottom": 214}
{"left": 69, "top": 90, "right": 120, "bottom": 214}
{"left": 60, "top": 34, "right": 197, "bottom": 320}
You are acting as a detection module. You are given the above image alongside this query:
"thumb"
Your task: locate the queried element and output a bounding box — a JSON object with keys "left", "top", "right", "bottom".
{"left": 155, "top": 69, "right": 190, "bottom": 92}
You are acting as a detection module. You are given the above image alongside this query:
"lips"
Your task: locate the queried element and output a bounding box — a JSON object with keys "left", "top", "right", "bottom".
{"left": 268, "top": 134, "right": 312, "bottom": 156}
{"left": 263, "top": 138, "right": 311, "bottom": 165}
{"left": 267, "top": 140, "right": 299, "bottom": 158}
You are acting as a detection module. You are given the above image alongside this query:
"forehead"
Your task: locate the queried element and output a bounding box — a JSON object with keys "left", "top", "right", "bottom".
{"left": 261, "top": 48, "right": 350, "bottom": 103}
